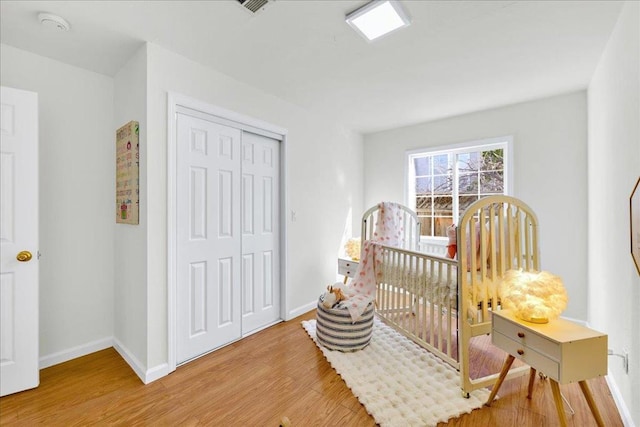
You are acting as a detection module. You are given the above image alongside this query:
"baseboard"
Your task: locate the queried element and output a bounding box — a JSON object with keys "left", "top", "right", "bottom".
{"left": 145, "top": 363, "right": 170, "bottom": 384}
{"left": 605, "top": 374, "right": 635, "bottom": 427}
{"left": 112, "top": 338, "right": 171, "bottom": 384}
{"left": 39, "top": 337, "right": 113, "bottom": 369}
{"left": 38, "top": 337, "right": 170, "bottom": 384}
{"left": 286, "top": 300, "right": 316, "bottom": 320}
{"left": 112, "top": 338, "right": 147, "bottom": 384}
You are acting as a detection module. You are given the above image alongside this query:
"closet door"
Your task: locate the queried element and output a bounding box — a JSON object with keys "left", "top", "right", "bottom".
{"left": 241, "top": 132, "right": 280, "bottom": 334}
{"left": 176, "top": 113, "right": 241, "bottom": 364}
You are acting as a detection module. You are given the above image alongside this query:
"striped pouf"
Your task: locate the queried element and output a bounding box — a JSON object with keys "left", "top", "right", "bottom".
{"left": 315, "top": 295, "right": 374, "bottom": 352}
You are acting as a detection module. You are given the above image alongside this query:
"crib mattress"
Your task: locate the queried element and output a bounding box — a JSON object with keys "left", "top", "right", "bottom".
{"left": 316, "top": 295, "right": 374, "bottom": 352}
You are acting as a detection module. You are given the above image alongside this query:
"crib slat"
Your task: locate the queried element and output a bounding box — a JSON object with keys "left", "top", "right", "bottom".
{"left": 446, "top": 293, "right": 452, "bottom": 357}
{"left": 499, "top": 205, "right": 507, "bottom": 273}
{"left": 421, "top": 256, "right": 428, "bottom": 343}
{"left": 479, "top": 209, "right": 489, "bottom": 322}
{"left": 438, "top": 261, "right": 442, "bottom": 352}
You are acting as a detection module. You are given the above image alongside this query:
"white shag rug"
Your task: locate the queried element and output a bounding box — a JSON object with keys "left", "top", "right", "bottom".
{"left": 302, "top": 318, "right": 490, "bottom": 427}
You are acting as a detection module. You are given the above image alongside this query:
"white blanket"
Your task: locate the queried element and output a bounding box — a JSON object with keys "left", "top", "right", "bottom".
{"left": 343, "top": 240, "right": 382, "bottom": 322}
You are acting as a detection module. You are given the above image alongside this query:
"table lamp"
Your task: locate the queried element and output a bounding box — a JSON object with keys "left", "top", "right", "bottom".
{"left": 344, "top": 237, "right": 361, "bottom": 261}
{"left": 500, "top": 269, "right": 568, "bottom": 324}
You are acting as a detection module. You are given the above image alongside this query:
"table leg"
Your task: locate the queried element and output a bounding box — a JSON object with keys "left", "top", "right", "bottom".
{"left": 485, "top": 354, "right": 515, "bottom": 406}
{"left": 549, "top": 379, "right": 568, "bottom": 427}
{"left": 579, "top": 380, "right": 605, "bottom": 427}
{"left": 527, "top": 368, "right": 536, "bottom": 399}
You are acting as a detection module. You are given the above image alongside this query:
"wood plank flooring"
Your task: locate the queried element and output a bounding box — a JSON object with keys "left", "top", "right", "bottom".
{"left": 0, "top": 310, "right": 624, "bottom": 426}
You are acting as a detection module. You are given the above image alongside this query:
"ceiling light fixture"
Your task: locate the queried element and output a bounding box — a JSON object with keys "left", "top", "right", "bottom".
{"left": 345, "top": 0, "right": 410, "bottom": 42}
{"left": 38, "top": 12, "right": 70, "bottom": 31}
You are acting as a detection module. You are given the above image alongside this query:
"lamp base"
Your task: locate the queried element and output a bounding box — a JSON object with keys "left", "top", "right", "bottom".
{"left": 522, "top": 316, "right": 549, "bottom": 324}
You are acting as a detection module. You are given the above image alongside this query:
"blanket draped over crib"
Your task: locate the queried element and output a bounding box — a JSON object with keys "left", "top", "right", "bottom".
{"left": 373, "top": 201, "right": 404, "bottom": 247}
{"left": 344, "top": 202, "right": 405, "bottom": 322}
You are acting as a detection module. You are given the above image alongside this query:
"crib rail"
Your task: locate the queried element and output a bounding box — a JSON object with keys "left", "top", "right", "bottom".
{"left": 362, "top": 203, "right": 421, "bottom": 250}
{"left": 375, "top": 245, "right": 459, "bottom": 369}
{"left": 457, "top": 195, "right": 539, "bottom": 395}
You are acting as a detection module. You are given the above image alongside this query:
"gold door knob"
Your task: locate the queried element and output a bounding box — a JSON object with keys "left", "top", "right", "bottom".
{"left": 16, "top": 251, "right": 32, "bottom": 262}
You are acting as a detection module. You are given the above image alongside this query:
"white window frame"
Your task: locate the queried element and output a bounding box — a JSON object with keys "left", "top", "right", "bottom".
{"left": 404, "top": 136, "right": 514, "bottom": 247}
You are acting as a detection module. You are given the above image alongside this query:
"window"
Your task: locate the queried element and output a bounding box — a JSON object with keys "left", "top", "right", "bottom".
{"left": 406, "top": 137, "right": 512, "bottom": 239}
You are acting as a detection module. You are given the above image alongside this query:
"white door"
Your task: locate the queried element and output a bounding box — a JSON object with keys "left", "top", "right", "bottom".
{"left": 0, "top": 86, "right": 39, "bottom": 396}
{"left": 241, "top": 132, "right": 280, "bottom": 334}
{"left": 176, "top": 113, "right": 243, "bottom": 364}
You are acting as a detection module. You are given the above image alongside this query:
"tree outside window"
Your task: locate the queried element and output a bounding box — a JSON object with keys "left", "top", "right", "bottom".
{"left": 407, "top": 139, "right": 510, "bottom": 238}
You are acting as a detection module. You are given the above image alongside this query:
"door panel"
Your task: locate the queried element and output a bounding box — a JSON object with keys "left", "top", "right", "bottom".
{"left": 176, "top": 113, "right": 241, "bottom": 364}
{"left": 241, "top": 132, "right": 280, "bottom": 334}
{"left": 0, "top": 86, "right": 39, "bottom": 396}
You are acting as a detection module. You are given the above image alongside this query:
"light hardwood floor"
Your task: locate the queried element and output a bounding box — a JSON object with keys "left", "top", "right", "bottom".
{"left": 0, "top": 311, "right": 624, "bottom": 426}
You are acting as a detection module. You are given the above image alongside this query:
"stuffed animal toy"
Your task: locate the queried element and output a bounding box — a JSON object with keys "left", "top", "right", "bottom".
{"left": 446, "top": 224, "right": 457, "bottom": 259}
{"left": 321, "top": 284, "right": 348, "bottom": 309}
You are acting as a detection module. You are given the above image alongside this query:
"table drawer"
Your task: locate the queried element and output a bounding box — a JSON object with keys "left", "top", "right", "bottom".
{"left": 493, "top": 330, "right": 560, "bottom": 381}
{"left": 338, "top": 259, "right": 358, "bottom": 277}
{"left": 493, "top": 314, "right": 561, "bottom": 360}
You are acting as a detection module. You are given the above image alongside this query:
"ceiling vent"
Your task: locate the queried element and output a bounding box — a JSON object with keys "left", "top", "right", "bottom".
{"left": 237, "top": 0, "right": 271, "bottom": 14}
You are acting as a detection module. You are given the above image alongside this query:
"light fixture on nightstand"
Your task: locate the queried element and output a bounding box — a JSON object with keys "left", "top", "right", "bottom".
{"left": 500, "top": 269, "right": 568, "bottom": 324}
{"left": 345, "top": 1, "right": 411, "bottom": 42}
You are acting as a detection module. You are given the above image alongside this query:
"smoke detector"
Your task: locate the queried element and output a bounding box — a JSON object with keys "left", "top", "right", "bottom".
{"left": 237, "top": 0, "right": 271, "bottom": 14}
{"left": 38, "top": 13, "right": 70, "bottom": 31}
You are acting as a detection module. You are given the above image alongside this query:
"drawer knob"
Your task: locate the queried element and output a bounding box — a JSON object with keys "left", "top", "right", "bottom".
{"left": 517, "top": 349, "right": 525, "bottom": 355}
{"left": 517, "top": 332, "right": 525, "bottom": 338}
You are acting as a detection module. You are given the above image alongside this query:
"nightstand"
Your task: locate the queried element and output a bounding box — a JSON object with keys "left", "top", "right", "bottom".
{"left": 486, "top": 309, "right": 607, "bottom": 427}
{"left": 337, "top": 258, "right": 359, "bottom": 283}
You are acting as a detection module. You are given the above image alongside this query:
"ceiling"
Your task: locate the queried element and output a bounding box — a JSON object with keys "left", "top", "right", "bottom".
{"left": 0, "top": 1, "right": 624, "bottom": 134}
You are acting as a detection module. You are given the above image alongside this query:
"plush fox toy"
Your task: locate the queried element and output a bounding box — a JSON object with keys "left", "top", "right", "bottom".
{"left": 321, "top": 284, "right": 348, "bottom": 309}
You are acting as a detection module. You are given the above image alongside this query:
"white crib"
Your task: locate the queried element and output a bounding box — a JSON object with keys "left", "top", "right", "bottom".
{"left": 361, "top": 195, "right": 540, "bottom": 396}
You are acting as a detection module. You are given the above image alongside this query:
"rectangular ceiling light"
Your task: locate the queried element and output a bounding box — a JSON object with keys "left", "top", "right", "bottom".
{"left": 346, "top": 1, "right": 411, "bottom": 41}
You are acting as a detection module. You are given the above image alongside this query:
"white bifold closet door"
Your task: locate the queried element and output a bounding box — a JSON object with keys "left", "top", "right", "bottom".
{"left": 176, "top": 113, "right": 280, "bottom": 365}
{"left": 240, "top": 132, "right": 280, "bottom": 334}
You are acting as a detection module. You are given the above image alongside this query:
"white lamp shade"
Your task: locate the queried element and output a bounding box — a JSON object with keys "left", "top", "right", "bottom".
{"left": 500, "top": 269, "right": 568, "bottom": 323}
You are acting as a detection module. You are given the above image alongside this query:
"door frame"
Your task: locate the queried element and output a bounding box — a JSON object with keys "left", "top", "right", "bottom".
{"left": 167, "top": 92, "right": 288, "bottom": 373}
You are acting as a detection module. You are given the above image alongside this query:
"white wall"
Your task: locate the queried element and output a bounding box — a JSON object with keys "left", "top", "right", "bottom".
{"left": 364, "top": 92, "right": 589, "bottom": 321}
{"left": 588, "top": 2, "right": 639, "bottom": 425}
{"left": 0, "top": 40, "right": 363, "bottom": 381}
{"left": 144, "top": 43, "right": 363, "bottom": 370}
{"left": 113, "top": 45, "right": 149, "bottom": 373}
{"left": 0, "top": 44, "right": 115, "bottom": 365}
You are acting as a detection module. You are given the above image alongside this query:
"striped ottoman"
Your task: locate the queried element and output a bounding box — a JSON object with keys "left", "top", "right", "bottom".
{"left": 315, "top": 295, "right": 374, "bottom": 352}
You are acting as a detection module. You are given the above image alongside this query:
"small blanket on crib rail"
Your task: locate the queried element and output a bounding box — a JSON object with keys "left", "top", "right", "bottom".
{"left": 344, "top": 240, "right": 382, "bottom": 322}
{"left": 373, "top": 202, "right": 404, "bottom": 247}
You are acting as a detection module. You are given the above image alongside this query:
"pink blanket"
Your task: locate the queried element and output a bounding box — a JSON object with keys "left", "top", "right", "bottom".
{"left": 372, "top": 202, "right": 404, "bottom": 247}
{"left": 345, "top": 202, "right": 404, "bottom": 322}
{"left": 345, "top": 240, "right": 383, "bottom": 322}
